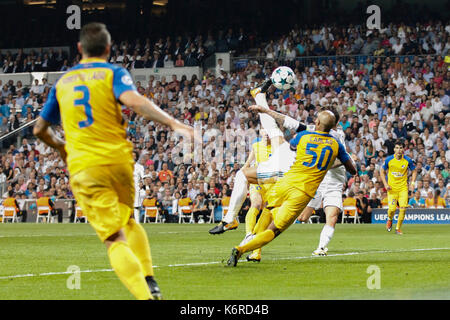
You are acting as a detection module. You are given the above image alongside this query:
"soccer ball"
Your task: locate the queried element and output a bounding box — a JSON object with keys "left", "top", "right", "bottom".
{"left": 270, "top": 66, "right": 295, "bottom": 90}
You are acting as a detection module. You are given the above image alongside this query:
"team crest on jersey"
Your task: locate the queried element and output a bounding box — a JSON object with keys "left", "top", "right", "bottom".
{"left": 121, "top": 75, "right": 133, "bottom": 85}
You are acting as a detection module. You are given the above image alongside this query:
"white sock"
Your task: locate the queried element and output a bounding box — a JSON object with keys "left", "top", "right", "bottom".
{"left": 254, "top": 92, "right": 283, "bottom": 139}
{"left": 318, "top": 225, "right": 335, "bottom": 249}
{"left": 254, "top": 93, "right": 270, "bottom": 109}
{"left": 223, "top": 170, "right": 248, "bottom": 224}
{"left": 134, "top": 208, "right": 140, "bottom": 223}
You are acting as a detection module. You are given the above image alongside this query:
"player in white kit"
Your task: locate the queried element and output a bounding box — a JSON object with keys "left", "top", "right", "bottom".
{"left": 297, "top": 118, "right": 350, "bottom": 256}
{"left": 209, "top": 79, "right": 305, "bottom": 235}
{"left": 209, "top": 79, "right": 346, "bottom": 237}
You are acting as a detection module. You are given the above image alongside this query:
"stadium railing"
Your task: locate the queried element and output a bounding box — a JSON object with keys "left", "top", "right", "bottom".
{"left": 230, "top": 54, "right": 440, "bottom": 71}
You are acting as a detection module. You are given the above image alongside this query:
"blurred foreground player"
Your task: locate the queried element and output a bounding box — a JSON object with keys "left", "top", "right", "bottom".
{"left": 34, "top": 22, "right": 194, "bottom": 299}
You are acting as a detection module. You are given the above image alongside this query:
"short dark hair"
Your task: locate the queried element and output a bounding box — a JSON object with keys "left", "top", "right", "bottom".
{"left": 79, "top": 22, "right": 111, "bottom": 57}
{"left": 395, "top": 139, "right": 405, "bottom": 147}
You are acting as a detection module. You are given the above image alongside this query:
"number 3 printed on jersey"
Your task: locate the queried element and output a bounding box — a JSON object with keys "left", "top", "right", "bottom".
{"left": 74, "top": 85, "right": 94, "bottom": 128}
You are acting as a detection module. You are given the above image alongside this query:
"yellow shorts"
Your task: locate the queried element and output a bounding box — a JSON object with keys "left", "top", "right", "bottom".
{"left": 388, "top": 189, "right": 409, "bottom": 210}
{"left": 249, "top": 183, "right": 274, "bottom": 203}
{"left": 266, "top": 178, "right": 312, "bottom": 232}
{"left": 70, "top": 163, "right": 135, "bottom": 242}
{"left": 249, "top": 184, "right": 262, "bottom": 198}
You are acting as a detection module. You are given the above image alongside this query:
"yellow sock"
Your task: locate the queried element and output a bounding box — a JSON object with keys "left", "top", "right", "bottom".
{"left": 245, "top": 207, "right": 260, "bottom": 234}
{"left": 388, "top": 208, "right": 396, "bottom": 220}
{"left": 396, "top": 208, "right": 406, "bottom": 230}
{"left": 107, "top": 241, "right": 152, "bottom": 300}
{"left": 123, "top": 218, "right": 154, "bottom": 277}
{"left": 251, "top": 248, "right": 261, "bottom": 258}
{"left": 247, "top": 208, "right": 272, "bottom": 258}
{"left": 237, "top": 229, "right": 275, "bottom": 254}
{"left": 253, "top": 208, "right": 272, "bottom": 234}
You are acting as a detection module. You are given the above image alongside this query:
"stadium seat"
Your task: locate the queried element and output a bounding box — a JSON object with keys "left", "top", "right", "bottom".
{"left": 341, "top": 206, "right": 360, "bottom": 224}
{"left": 178, "top": 206, "right": 193, "bottom": 223}
{"left": 143, "top": 206, "right": 161, "bottom": 223}
{"left": 36, "top": 205, "right": 55, "bottom": 223}
{"left": 308, "top": 214, "right": 320, "bottom": 224}
{"left": 1, "top": 205, "right": 18, "bottom": 223}
{"left": 73, "top": 206, "right": 88, "bottom": 223}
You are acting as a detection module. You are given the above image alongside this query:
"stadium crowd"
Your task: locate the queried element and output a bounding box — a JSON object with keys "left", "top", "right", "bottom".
{"left": 0, "top": 20, "right": 449, "bottom": 223}
{"left": 0, "top": 27, "right": 247, "bottom": 73}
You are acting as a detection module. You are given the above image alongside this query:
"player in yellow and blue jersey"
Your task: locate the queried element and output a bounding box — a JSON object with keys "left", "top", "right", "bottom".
{"left": 227, "top": 110, "right": 357, "bottom": 266}
{"left": 240, "top": 132, "right": 274, "bottom": 262}
{"left": 33, "top": 23, "right": 194, "bottom": 300}
{"left": 380, "top": 140, "right": 417, "bottom": 235}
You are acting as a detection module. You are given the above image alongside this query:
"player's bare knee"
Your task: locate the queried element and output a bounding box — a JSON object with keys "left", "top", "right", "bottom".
{"left": 241, "top": 167, "right": 250, "bottom": 178}
{"left": 298, "top": 213, "right": 309, "bottom": 223}
{"left": 251, "top": 198, "right": 263, "bottom": 211}
{"left": 267, "top": 223, "right": 281, "bottom": 237}
{"left": 298, "top": 207, "right": 313, "bottom": 222}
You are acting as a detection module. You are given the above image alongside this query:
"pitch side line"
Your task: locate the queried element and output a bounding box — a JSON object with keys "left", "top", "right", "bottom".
{"left": 0, "top": 247, "right": 449, "bottom": 281}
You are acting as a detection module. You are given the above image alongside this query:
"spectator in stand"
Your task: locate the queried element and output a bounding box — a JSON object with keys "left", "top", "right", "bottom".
{"left": 175, "top": 54, "right": 184, "bottom": 67}
{"left": 192, "top": 192, "right": 210, "bottom": 223}
{"left": 158, "top": 162, "right": 173, "bottom": 183}
{"left": 409, "top": 190, "right": 426, "bottom": 208}
{"left": 426, "top": 190, "right": 447, "bottom": 208}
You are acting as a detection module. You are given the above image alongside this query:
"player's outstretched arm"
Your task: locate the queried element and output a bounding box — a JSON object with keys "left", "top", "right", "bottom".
{"left": 409, "top": 169, "right": 417, "bottom": 192}
{"left": 343, "top": 158, "right": 357, "bottom": 175}
{"left": 33, "top": 117, "right": 67, "bottom": 163}
{"left": 242, "top": 149, "right": 255, "bottom": 169}
{"left": 331, "top": 153, "right": 357, "bottom": 169}
{"left": 248, "top": 104, "right": 303, "bottom": 131}
{"left": 119, "top": 90, "right": 194, "bottom": 140}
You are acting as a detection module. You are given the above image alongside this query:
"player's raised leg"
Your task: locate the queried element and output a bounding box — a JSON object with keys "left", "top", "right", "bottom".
{"left": 250, "top": 80, "right": 285, "bottom": 150}
{"left": 209, "top": 81, "right": 282, "bottom": 235}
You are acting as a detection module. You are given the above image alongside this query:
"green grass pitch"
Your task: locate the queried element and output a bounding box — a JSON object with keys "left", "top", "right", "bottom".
{"left": 0, "top": 223, "right": 449, "bottom": 300}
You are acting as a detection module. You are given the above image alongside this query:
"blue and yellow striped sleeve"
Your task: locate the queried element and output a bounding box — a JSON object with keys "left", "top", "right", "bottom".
{"left": 382, "top": 155, "right": 394, "bottom": 170}
{"left": 39, "top": 85, "right": 60, "bottom": 125}
{"left": 337, "top": 140, "right": 350, "bottom": 163}
{"left": 290, "top": 130, "right": 309, "bottom": 149}
{"left": 113, "top": 67, "right": 137, "bottom": 101}
{"left": 405, "top": 156, "right": 416, "bottom": 170}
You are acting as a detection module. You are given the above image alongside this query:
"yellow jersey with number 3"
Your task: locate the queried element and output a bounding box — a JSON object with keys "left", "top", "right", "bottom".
{"left": 39, "top": 57, "right": 136, "bottom": 176}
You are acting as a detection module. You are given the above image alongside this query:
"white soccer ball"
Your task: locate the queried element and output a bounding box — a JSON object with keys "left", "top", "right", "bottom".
{"left": 271, "top": 66, "right": 295, "bottom": 90}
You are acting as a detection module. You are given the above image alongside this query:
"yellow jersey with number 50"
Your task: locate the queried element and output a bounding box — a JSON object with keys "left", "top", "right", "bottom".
{"left": 39, "top": 57, "right": 136, "bottom": 176}
{"left": 284, "top": 130, "right": 350, "bottom": 197}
